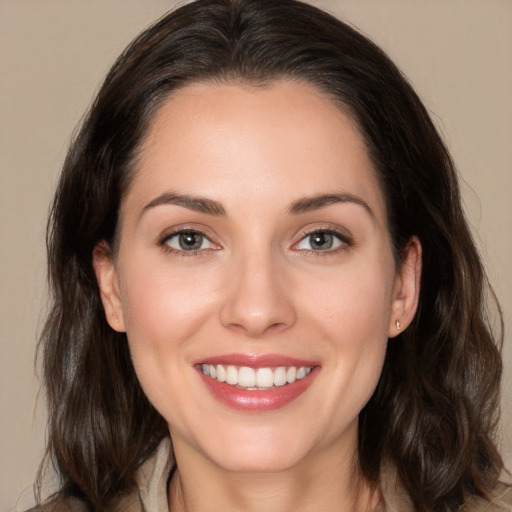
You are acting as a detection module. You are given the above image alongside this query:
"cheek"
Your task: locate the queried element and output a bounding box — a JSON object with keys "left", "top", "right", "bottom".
{"left": 120, "top": 261, "right": 215, "bottom": 337}
{"left": 301, "top": 259, "right": 394, "bottom": 338}
{"left": 118, "top": 262, "right": 219, "bottom": 387}
{"left": 117, "top": 264, "right": 222, "bottom": 428}
{"left": 297, "top": 260, "right": 393, "bottom": 415}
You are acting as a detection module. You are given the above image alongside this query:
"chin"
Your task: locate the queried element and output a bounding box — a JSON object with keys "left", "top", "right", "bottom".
{"left": 196, "top": 423, "right": 321, "bottom": 474}
{"left": 210, "top": 446, "right": 305, "bottom": 474}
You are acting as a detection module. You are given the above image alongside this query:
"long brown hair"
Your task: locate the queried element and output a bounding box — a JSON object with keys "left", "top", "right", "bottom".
{"left": 38, "top": 1, "right": 505, "bottom": 510}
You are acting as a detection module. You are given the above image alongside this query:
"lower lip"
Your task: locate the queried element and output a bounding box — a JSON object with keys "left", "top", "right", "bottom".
{"left": 197, "top": 368, "right": 318, "bottom": 412}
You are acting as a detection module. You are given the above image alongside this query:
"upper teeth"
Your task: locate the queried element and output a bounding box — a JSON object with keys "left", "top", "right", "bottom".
{"left": 202, "top": 364, "right": 312, "bottom": 389}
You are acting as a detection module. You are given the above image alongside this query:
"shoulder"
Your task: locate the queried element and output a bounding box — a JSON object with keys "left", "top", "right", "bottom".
{"left": 27, "top": 438, "right": 173, "bottom": 512}
{"left": 25, "top": 497, "right": 89, "bottom": 512}
{"left": 462, "top": 483, "right": 512, "bottom": 511}
{"left": 380, "top": 462, "right": 512, "bottom": 512}
{"left": 25, "top": 493, "right": 142, "bottom": 512}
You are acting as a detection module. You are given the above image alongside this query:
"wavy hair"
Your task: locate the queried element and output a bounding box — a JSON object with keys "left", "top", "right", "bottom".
{"left": 37, "top": 0, "right": 505, "bottom": 510}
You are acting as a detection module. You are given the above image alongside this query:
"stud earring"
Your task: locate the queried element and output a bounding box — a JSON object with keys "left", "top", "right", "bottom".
{"left": 395, "top": 320, "right": 401, "bottom": 331}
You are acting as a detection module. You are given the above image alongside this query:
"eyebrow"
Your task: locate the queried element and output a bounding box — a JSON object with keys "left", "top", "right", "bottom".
{"left": 287, "top": 193, "right": 374, "bottom": 218}
{"left": 140, "top": 191, "right": 373, "bottom": 219}
{"left": 140, "top": 192, "right": 226, "bottom": 218}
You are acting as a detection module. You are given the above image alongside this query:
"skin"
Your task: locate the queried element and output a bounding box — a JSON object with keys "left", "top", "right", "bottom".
{"left": 94, "top": 80, "right": 421, "bottom": 512}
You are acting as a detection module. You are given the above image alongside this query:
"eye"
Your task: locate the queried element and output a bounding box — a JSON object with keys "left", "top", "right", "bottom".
{"left": 295, "top": 230, "right": 347, "bottom": 252}
{"left": 162, "top": 230, "right": 216, "bottom": 252}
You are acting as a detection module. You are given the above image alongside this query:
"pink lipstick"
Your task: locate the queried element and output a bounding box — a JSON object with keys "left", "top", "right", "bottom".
{"left": 195, "top": 353, "right": 319, "bottom": 412}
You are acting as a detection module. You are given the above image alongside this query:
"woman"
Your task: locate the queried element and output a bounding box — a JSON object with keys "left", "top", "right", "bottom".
{"left": 33, "top": 0, "right": 511, "bottom": 510}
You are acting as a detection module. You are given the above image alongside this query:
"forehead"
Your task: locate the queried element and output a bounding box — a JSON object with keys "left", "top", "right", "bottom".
{"left": 124, "top": 79, "right": 387, "bottom": 224}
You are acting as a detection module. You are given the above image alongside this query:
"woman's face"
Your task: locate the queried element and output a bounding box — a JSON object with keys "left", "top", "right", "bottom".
{"left": 95, "top": 80, "right": 420, "bottom": 473}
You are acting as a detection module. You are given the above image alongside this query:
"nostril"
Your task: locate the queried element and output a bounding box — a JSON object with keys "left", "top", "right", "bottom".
{"left": 219, "top": 260, "right": 297, "bottom": 336}
{"left": 224, "top": 319, "right": 287, "bottom": 338}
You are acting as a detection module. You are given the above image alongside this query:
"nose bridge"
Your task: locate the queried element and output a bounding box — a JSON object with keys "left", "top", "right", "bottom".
{"left": 220, "top": 244, "right": 296, "bottom": 337}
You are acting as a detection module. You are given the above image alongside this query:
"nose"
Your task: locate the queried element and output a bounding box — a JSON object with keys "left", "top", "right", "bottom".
{"left": 219, "top": 251, "right": 297, "bottom": 338}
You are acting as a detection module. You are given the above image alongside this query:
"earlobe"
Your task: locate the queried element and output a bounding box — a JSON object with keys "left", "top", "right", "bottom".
{"left": 92, "top": 241, "right": 126, "bottom": 332}
{"left": 388, "top": 236, "right": 422, "bottom": 338}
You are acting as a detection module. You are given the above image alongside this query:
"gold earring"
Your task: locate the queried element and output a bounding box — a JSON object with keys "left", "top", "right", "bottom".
{"left": 395, "top": 320, "right": 401, "bottom": 331}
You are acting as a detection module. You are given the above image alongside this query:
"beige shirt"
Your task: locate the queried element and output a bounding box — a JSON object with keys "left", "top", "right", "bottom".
{"left": 33, "top": 437, "right": 512, "bottom": 511}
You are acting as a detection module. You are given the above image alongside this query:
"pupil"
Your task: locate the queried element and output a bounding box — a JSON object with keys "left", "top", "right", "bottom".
{"left": 311, "top": 232, "right": 333, "bottom": 250}
{"left": 179, "top": 233, "right": 202, "bottom": 250}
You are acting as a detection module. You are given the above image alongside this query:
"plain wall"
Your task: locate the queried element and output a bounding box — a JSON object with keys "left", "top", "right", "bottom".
{"left": 1, "top": 1, "right": 511, "bottom": 510}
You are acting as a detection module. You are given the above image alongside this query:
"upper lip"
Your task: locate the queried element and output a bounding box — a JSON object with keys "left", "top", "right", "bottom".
{"left": 194, "top": 353, "right": 319, "bottom": 368}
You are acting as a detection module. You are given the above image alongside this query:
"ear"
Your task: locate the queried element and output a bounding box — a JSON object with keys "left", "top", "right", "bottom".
{"left": 388, "top": 236, "right": 422, "bottom": 338}
{"left": 92, "top": 241, "right": 126, "bottom": 332}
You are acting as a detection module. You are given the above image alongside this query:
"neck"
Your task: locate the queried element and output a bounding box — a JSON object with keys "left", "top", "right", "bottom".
{"left": 168, "top": 426, "right": 381, "bottom": 512}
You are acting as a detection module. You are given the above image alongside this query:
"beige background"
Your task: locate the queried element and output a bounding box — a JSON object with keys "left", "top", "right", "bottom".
{"left": 1, "top": 1, "right": 511, "bottom": 510}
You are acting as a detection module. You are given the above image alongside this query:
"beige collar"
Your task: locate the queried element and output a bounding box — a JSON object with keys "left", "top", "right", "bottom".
{"left": 379, "top": 463, "right": 415, "bottom": 511}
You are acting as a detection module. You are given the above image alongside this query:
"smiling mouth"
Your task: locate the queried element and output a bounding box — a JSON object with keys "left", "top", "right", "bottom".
{"left": 201, "top": 364, "right": 313, "bottom": 390}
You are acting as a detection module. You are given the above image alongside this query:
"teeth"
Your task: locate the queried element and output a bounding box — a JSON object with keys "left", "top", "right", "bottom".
{"left": 286, "top": 366, "right": 296, "bottom": 383}
{"left": 273, "top": 367, "right": 287, "bottom": 387}
{"left": 238, "top": 367, "right": 256, "bottom": 387}
{"left": 256, "top": 368, "right": 274, "bottom": 388}
{"left": 216, "top": 364, "right": 226, "bottom": 383}
{"left": 201, "top": 364, "right": 313, "bottom": 389}
{"left": 226, "top": 365, "right": 238, "bottom": 385}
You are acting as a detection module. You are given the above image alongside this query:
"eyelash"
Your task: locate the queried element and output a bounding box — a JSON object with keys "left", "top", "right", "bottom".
{"left": 157, "top": 227, "right": 352, "bottom": 257}
{"left": 158, "top": 228, "right": 219, "bottom": 257}
{"left": 293, "top": 228, "right": 353, "bottom": 255}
